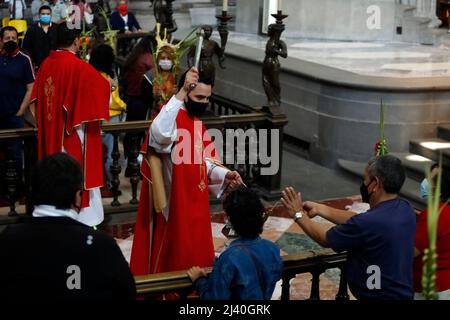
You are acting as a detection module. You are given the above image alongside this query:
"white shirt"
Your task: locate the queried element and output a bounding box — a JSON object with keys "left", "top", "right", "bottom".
{"left": 33, "top": 205, "right": 79, "bottom": 221}
{"left": 149, "top": 95, "right": 229, "bottom": 220}
{"left": 121, "top": 14, "right": 129, "bottom": 31}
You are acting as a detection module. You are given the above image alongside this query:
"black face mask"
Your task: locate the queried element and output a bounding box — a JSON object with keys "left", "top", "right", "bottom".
{"left": 360, "top": 179, "right": 374, "bottom": 204}
{"left": 185, "top": 96, "right": 209, "bottom": 118}
{"left": 3, "top": 40, "right": 18, "bottom": 54}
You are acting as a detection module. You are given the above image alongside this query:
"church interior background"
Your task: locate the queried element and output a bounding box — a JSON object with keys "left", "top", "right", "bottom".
{"left": 1, "top": 0, "right": 450, "bottom": 300}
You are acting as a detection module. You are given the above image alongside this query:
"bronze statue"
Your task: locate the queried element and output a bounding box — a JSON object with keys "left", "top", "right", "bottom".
{"left": 262, "top": 23, "right": 287, "bottom": 108}
{"left": 187, "top": 25, "right": 225, "bottom": 81}
{"left": 153, "top": 0, "right": 177, "bottom": 37}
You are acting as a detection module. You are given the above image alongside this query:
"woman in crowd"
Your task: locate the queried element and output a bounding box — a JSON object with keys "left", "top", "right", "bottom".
{"left": 121, "top": 36, "right": 154, "bottom": 175}
{"left": 89, "top": 44, "right": 126, "bottom": 197}
{"left": 152, "top": 45, "right": 176, "bottom": 108}
{"left": 414, "top": 170, "right": 450, "bottom": 299}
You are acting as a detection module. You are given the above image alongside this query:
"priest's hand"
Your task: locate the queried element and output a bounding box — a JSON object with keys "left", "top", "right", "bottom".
{"left": 281, "top": 187, "right": 303, "bottom": 219}
{"left": 176, "top": 67, "right": 198, "bottom": 101}
{"left": 187, "top": 266, "right": 208, "bottom": 282}
{"left": 224, "top": 170, "right": 244, "bottom": 191}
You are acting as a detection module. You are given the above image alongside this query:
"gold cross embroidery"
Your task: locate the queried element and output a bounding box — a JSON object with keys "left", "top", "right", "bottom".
{"left": 195, "top": 129, "right": 207, "bottom": 191}
{"left": 44, "top": 77, "right": 55, "bottom": 121}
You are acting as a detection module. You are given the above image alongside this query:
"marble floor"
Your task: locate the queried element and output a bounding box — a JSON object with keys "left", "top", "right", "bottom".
{"left": 213, "top": 32, "right": 450, "bottom": 78}
{"left": 125, "top": 0, "right": 450, "bottom": 80}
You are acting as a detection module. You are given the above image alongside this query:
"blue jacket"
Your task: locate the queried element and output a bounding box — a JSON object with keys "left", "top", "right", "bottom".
{"left": 109, "top": 11, "right": 141, "bottom": 32}
{"left": 194, "top": 237, "right": 283, "bottom": 300}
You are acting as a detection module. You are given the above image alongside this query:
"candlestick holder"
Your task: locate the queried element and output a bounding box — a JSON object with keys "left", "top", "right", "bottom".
{"left": 271, "top": 10, "right": 288, "bottom": 27}
{"left": 262, "top": 10, "right": 288, "bottom": 112}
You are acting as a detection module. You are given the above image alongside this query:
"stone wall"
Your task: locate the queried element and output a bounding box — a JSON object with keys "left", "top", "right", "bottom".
{"left": 211, "top": 42, "right": 450, "bottom": 168}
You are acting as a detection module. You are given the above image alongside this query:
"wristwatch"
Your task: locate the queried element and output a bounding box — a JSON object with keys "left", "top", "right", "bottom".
{"left": 294, "top": 211, "right": 303, "bottom": 222}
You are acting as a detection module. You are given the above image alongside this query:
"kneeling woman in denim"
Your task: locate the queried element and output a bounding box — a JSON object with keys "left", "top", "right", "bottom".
{"left": 187, "top": 188, "right": 283, "bottom": 300}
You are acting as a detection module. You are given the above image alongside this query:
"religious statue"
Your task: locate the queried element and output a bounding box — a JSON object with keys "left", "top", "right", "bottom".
{"left": 153, "top": 0, "right": 177, "bottom": 37}
{"left": 262, "top": 23, "right": 287, "bottom": 108}
{"left": 187, "top": 25, "right": 225, "bottom": 81}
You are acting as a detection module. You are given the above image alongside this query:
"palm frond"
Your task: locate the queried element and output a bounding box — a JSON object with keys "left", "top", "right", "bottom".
{"left": 421, "top": 154, "right": 443, "bottom": 300}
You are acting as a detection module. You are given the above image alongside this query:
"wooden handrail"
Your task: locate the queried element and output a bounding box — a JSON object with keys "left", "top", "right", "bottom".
{"left": 134, "top": 249, "right": 347, "bottom": 298}
{"left": 0, "top": 113, "right": 269, "bottom": 141}
{"left": 116, "top": 32, "right": 152, "bottom": 40}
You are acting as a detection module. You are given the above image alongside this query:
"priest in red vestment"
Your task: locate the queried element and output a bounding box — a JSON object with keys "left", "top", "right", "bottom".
{"left": 130, "top": 67, "right": 244, "bottom": 275}
{"left": 30, "top": 23, "right": 110, "bottom": 226}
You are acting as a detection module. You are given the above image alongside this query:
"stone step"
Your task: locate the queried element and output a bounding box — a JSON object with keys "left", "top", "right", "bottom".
{"left": 438, "top": 124, "right": 450, "bottom": 141}
{"left": 430, "top": 28, "right": 450, "bottom": 46}
{"left": 337, "top": 159, "right": 426, "bottom": 210}
{"left": 336, "top": 152, "right": 433, "bottom": 184}
{"left": 404, "top": 16, "right": 432, "bottom": 25}
{"left": 390, "top": 152, "right": 433, "bottom": 182}
{"left": 409, "top": 138, "right": 450, "bottom": 167}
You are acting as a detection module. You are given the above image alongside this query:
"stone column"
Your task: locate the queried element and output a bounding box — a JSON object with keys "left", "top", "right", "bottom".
{"left": 414, "top": 0, "right": 441, "bottom": 28}
{"left": 428, "top": 0, "right": 442, "bottom": 27}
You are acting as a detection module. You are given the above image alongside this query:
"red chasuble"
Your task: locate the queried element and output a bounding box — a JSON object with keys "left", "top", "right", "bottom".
{"left": 31, "top": 50, "right": 110, "bottom": 206}
{"left": 130, "top": 108, "right": 217, "bottom": 275}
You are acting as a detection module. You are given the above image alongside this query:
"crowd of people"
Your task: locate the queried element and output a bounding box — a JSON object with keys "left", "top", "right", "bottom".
{"left": 0, "top": 1, "right": 449, "bottom": 301}
{"left": 0, "top": 1, "right": 149, "bottom": 195}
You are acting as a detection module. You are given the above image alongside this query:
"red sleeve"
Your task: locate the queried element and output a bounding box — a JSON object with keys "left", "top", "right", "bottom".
{"left": 65, "top": 61, "right": 110, "bottom": 133}
{"left": 438, "top": 206, "right": 450, "bottom": 240}
{"left": 416, "top": 210, "right": 429, "bottom": 252}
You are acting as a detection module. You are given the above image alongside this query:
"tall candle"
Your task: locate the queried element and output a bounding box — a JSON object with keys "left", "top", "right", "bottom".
{"left": 278, "top": 0, "right": 282, "bottom": 10}
{"left": 223, "top": 0, "right": 228, "bottom": 12}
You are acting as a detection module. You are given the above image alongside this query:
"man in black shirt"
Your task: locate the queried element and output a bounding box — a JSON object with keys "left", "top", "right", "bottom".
{"left": 0, "top": 153, "right": 136, "bottom": 300}
{"left": 22, "top": 5, "right": 57, "bottom": 69}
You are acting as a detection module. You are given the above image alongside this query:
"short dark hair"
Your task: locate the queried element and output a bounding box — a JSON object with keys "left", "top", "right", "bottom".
{"left": 0, "top": 26, "right": 18, "bottom": 40}
{"left": 56, "top": 22, "right": 81, "bottom": 48}
{"left": 429, "top": 165, "right": 450, "bottom": 203}
{"left": 367, "top": 155, "right": 405, "bottom": 194}
{"left": 39, "top": 5, "right": 52, "bottom": 13}
{"left": 178, "top": 68, "right": 215, "bottom": 89}
{"left": 89, "top": 44, "right": 115, "bottom": 77}
{"left": 31, "top": 153, "right": 83, "bottom": 209}
{"left": 223, "top": 188, "right": 265, "bottom": 239}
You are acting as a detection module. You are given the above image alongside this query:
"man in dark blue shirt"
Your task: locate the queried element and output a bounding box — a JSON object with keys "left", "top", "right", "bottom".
{"left": 0, "top": 26, "right": 35, "bottom": 121}
{"left": 281, "top": 155, "right": 416, "bottom": 299}
{"left": 0, "top": 26, "right": 35, "bottom": 185}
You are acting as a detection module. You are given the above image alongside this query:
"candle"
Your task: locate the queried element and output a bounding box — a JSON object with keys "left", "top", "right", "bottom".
{"left": 223, "top": 0, "right": 228, "bottom": 12}
{"left": 278, "top": 0, "right": 282, "bottom": 11}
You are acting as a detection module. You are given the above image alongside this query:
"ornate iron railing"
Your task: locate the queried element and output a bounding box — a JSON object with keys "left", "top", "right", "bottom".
{"left": 0, "top": 94, "right": 287, "bottom": 221}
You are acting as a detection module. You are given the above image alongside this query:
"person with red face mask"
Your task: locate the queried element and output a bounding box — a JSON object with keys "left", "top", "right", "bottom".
{"left": 109, "top": 0, "right": 142, "bottom": 34}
